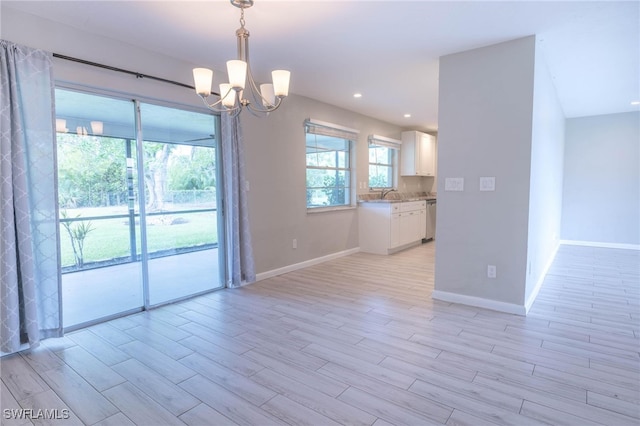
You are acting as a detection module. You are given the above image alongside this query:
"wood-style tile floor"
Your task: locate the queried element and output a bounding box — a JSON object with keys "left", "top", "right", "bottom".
{"left": 2, "top": 242, "right": 639, "bottom": 425}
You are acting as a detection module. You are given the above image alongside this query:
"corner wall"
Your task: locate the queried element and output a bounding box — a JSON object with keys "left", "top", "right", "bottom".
{"left": 434, "top": 36, "right": 536, "bottom": 313}
{"left": 561, "top": 112, "right": 640, "bottom": 247}
{"left": 525, "top": 39, "right": 566, "bottom": 310}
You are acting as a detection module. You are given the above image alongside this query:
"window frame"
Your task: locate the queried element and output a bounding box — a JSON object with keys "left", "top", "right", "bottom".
{"left": 367, "top": 134, "right": 401, "bottom": 190}
{"left": 304, "top": 119, "right": 358, "bottom": 211}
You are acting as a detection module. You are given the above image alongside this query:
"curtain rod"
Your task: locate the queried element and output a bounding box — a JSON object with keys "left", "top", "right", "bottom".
{"left": 52, "top": 53, "right": 198, "bottom": 91}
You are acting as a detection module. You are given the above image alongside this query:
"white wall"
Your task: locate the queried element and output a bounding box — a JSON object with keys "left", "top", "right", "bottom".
{"left": 2, "top": 6, "right": 423, "bottom": 278}
{"left": 561, "top": 112, "right": 640, "bottom": 247}
{"left": 434, "top": 36, "right": 536, "bottom": 313}
{"left": 525, "top": 39, "right": 565, "bottom": 310}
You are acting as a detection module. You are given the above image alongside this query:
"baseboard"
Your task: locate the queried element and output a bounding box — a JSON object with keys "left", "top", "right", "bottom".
{"left": 255, "top": 247, "right": 361, "bottom": 282}
{"left": 560, "top": 240, "right": 640, "bottom": 251}
{"left": 432, "top": 290, "right": 526, "bottom": 316}
{"left": 524, "top": 241, "right": 560, "bottom": 314}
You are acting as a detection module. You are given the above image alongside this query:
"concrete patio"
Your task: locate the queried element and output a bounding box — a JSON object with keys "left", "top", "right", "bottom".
{"left": 62, "top": 248, "right": 222, "bottom": 328}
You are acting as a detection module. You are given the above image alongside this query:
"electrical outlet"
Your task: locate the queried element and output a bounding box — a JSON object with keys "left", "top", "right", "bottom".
{"left": 487, "top": 265, "right": 497, "bottom": 278}
{"left": 292, "top": 238, "right": 297, "bottom": 249}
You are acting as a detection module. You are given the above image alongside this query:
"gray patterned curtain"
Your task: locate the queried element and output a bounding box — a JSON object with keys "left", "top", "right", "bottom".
{"left": 220, "top": 113, "right": 255, "bottom": 287}
{"left": 0, "top": 40, "right": 62, "bottom": 353}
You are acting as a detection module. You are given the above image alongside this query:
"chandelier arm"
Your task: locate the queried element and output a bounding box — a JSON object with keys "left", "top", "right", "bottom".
{"left": 243, "top": 65, "right": 277, "bottom": 109}
{"left": 199, "top": 94, "right": 241, "bottom": 114}
{"left": 244, "top": 96, "right": 283, "bottom": 115}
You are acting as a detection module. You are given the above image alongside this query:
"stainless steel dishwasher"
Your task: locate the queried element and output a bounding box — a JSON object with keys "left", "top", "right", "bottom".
{"left": 425, "top": 199, "right": 437, "bottom": 240}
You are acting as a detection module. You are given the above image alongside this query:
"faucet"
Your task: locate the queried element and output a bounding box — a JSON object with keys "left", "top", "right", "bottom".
{"left": 381, "top": 188, "right": 397, "bottom": 199}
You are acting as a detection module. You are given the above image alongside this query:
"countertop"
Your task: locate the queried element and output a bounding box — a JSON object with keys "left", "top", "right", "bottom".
{"left": 358, "top": 195, "right": 436, "bottom": 204}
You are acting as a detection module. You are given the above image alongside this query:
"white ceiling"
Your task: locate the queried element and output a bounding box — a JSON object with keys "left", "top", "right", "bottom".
{"left": 4, "top": 0, "right": 639, "bottom": 131}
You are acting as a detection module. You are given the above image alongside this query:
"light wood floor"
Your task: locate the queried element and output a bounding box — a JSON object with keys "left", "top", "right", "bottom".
{"left": 2, "top": 242, "right": 639, "bottom": 425}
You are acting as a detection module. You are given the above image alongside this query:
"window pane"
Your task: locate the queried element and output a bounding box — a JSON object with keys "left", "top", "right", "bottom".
{"left": 369, "top": 146, "right": 392, "bottom": 165}
{"left": 306, "top": 169, "right": 349, "bottom": 187}
{"left": 368, "top": 145, "right": 394, "bottom": 188}
{"left": 306, "top": 169, "right": 350, "bottom": 207}
{"left": 306, "top": 152, "right": 319, "bottom": 167}
{"left": 369, "top": 165, "right": 393, "bottom": 188}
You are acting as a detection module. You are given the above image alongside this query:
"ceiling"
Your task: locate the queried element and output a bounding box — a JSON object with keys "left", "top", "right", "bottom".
{"left": 3, "top": 1, "right": 639, "bottom": 131}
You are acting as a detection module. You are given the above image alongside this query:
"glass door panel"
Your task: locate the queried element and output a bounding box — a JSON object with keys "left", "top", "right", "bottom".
{"left": 55, "top": 89, "right": 143, "bottom": 328}
{"left": 139, "top": 103, "right": 223, "bottom": 305}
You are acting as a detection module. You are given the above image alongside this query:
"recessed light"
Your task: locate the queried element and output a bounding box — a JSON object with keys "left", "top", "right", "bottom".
{"left": 353, "top": 93, "right": 362, "bottom": 98}
{"left": 404, "top": 113, "right": 411, "bottom": 118}
{"left": 631, "top": 100, "right": 640, "bottom": 106}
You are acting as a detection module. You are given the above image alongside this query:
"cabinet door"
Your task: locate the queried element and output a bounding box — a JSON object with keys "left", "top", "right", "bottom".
{"left": 418, "top": 133, "right": 435, "bottom": 176}
{"left": 398, "top": 210, "right": 416, "bottom": 245}
{"left": 400, "top": 132, "right": 418, "bottom": 176}
{"left": 401, "top": 131, "right": 436, "bottom": 177}
{"left": 419, "top": 208, "right": 427, "bottom": 239}
{"left": 390, "top": 213, "right": 401, "bottom": 248}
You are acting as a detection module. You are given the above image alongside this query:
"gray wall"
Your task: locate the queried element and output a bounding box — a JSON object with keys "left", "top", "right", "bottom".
{"left": 241, "top": 96, "right": 410, "bottom": 274}
{"left": 562, "top": 112, "right": 640, "bottom": 246}
{"left": 435, "top": 36, "right": 537, "bottom": 311}
{"left": 525, "top": 40, "right": 565, "bottom": 307}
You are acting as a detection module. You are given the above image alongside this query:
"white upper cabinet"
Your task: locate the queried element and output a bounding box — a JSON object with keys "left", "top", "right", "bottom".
{"left": 400, "top": 131, "right": 436, "bottom": 177}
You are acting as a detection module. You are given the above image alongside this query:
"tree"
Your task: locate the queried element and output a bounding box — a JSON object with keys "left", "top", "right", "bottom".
{"left": 56, "top": 134, "right": 127, "bottom": 207}
{"left": 143, "top": 142, "right": 171, "bottom": 211}
{"left": 168, "top": 146, "right": 216, "bottom": 190}
{"left": 323, "top": 173, "right": 347, "bottom": 206}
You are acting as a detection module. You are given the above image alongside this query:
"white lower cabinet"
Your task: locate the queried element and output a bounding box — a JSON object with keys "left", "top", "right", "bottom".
{"left": 359, "top": 200, "right": 426, "bottom": 255}
{"left": 390, "top": 212, "right": 401, "bottom": 248}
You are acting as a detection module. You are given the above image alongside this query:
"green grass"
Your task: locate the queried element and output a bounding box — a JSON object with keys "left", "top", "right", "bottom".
{"left": 60, "top": 210, "right": 217, "bottom": 268}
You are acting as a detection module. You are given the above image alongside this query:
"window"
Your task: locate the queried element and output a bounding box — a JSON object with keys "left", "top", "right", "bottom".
{"left": 305, "top": 119, "right": 358, "bottom": 209}
{"left": 368, "top": 134, "right": 401, "bottom": 189}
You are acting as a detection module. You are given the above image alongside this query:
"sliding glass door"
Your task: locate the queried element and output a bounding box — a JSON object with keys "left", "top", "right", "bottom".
{"left": 56, "top": 90, "right": 143, "bottom": 327}
{"left": 138, "top": 102, "right": 223, "bottom": 305}
{"left": 55, "top": 89, "right": 224, "bottom": 329}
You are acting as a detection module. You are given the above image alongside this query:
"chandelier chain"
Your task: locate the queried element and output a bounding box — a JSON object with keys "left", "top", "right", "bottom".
{"left": 240, "top": 8, "right": 246, "bottom": 29}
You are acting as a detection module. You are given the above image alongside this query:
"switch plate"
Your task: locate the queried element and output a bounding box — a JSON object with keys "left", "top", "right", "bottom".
{"left": 480, "top": 176, "right": 496, "bottom": 191}
{"left": 445, "top": 177, "right": 464, "bottom": 191}
{"left": 487, "top": 265, "right": 497, "bottom": 278}
{"left": 292, "top": 239, "right": 297, "bottom": 249}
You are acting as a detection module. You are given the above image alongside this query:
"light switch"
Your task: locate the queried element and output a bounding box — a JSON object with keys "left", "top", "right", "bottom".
{"left": 445, "top": 177, "right": 464, "bottom": 191}
{"left": 479, "top": 177, "right": 495, "bottom": 191}
{"left": 487, "top": 265, "right": 497, "bottom": 278}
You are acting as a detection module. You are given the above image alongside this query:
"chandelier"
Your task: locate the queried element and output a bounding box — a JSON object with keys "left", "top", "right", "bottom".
{"left": 192, "top": 0, "right": 291, "bottom": 116}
